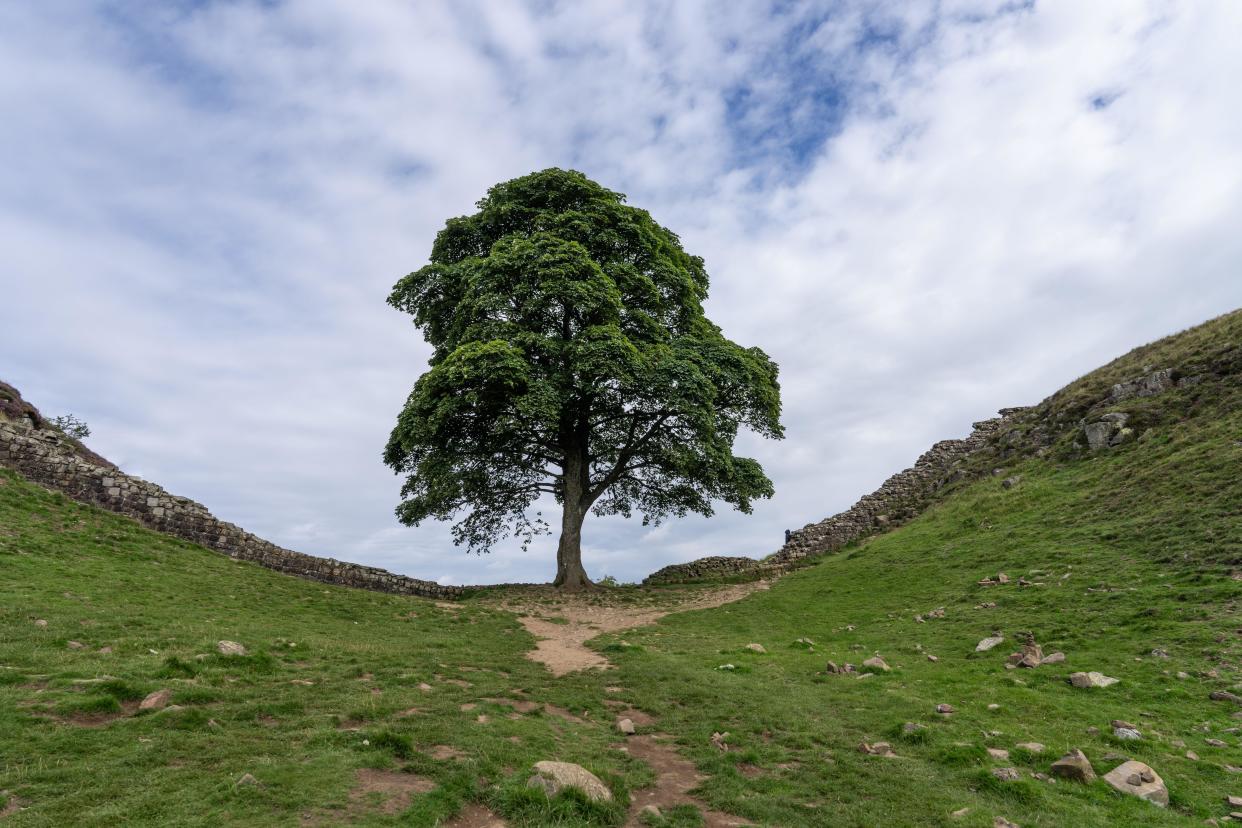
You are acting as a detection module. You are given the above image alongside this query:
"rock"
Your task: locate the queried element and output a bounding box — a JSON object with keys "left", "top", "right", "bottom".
{"left": 527, "top": 761, "right": 612, "bottom": 803}
{"left": 1228, "top": 795, "right": 1242, "bottom": 807}
{"left": 902, "top": 722, "right": 926, "bottom": 736}
{"left": 745, "top": 643, "right": 766, "bottom": 654}
{"left": 217, "top": 640, "right": 247, "bottom": 656}
{"left": 1150, "top": 648, "right": 1170, "bottom": 659}
{"left": 1206, "top": 738, "right": 1228, "bottom": 747}
{"left": 1103, "top": 760, "right": 1168, "bottom": 807}
{"left": 859, "top": 741, "right": 896, "bottom": 757}
{"left": 1210, "top": 691, "right": 1242, "bottom": 706}
{"left": 976, "top": 634, "right": 1005, "bottom": 652}
{"left": 641, "top": 805, "right": 662, "bottom": 819}
{"left": 236, "top": 773, "right": 259, "bottom": 787}
{"left": 927, "top": 654, "right": 939, "bottom": 662}
{"left": 1050, "top": 749, "right": 1096, "bottom": 783}
{"left": 1084, "top": 421, "right": 1117, "bottom": 450}
{"left": 997, "top": 573, "right": 1010, "bottom": 584}
{"left": 617, "top": 718, "right": 635, "bottom": 735}
{"left": 1002, "top": 476, "right": 1021, "bottom": 489}
{"left": 66, "top": 641, "right": 85, "bottom": 650}
{"left": 994, "top": 819, "right": 1019, "bottom": 828}
{"left": 1016, "top": 742, "right": 1045, "bottom": 753}
{"left": 951, "top": 807, "right": 970, "bottom": 818}
{"left": 863, "top": 656, "right": 890, "bottom": 672}
{"left": 139, "top": 689, "right": 172, "bottom": 711}
{"left": 825, "top": 661, "right": 856, "bottom": 675}
{"left": 991, "top": 767, "right": 1020, "bottom": 781}
{"left": 1112, "top": 720, "right": 1142, "bottom": 740}
{"left": 988, "top": 748, "right": 1011, "bottom": 761}
{"left": 710, "top": 732, "right": 729, "bottom": 751}
{"left": 987, "top": 703, "right": 1000, "bottom": 710}
{"left": 937, "top": 704, "right": 956, "bottom": 715}
{"left": 1069, "top": 671, "right": 1119, "bottom": 688}
{"left": 716, "top": 664, "right": 736, "bottom": 671}
{"left": 1040, "top": 652, "right": 1066, "bottom": 665}
{"left": 1186, "top": 751, "right": 1198, "bottom": 760}
{"left": 33, "top": 619, "right": 47, "bottom": 628}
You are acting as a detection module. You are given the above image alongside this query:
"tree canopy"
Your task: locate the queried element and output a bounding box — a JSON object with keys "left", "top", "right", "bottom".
{"left": 384, "top": 168, "right": 783, "bottom": 588}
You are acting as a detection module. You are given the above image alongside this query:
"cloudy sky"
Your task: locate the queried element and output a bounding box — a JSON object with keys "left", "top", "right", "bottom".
{"left": 3, "top": 1, "right": 1240, "bottom": 585}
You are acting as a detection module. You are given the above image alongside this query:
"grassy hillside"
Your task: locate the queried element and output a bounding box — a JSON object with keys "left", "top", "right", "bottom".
{"left": 2, "top": 312, "right": 1240, "bottom": 826}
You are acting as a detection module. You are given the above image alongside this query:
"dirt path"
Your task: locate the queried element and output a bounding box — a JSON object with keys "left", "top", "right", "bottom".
{"left": 485, "top": 581, "right": 770, "bottom": 676}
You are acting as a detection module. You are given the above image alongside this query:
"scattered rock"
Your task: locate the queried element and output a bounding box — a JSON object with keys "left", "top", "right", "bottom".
{"left": 902, "top": 722, "right": 926, "bottom": 736}
{"left": 1040, "top": 652, "right": 1066, "bottom": 665}
{"left": 988, "top": 748, "right": 1011, "bottom": 761}
{"left": 640, "top": 805, "right": 662, "bottom": 819}
{"left": 976, "top": 634, "right": 1005, "bottom": 652}
{"left": 1016, "top": 742, "right": 1045, "bottom": 753}
{"left": 139, "top": 689, "right": 172, "bottom": 711}
{"left": 710, "top": 732, "right": 729, "bottom": 752}
{"left": 526, "top": 761, "right": 612, "bottom": 803}
{"left": 859, "top": 741, "right": 897, "bottom": 757}
{"left": 1228, "top": 795, "right": 1242, "bottom": 807}
{"left": 217, "top": 640, "right": 247, "bottom": 656}
{"left": 617, "top": 718, "right": 635, "bottom": 735}
{"left": 1186, "top": 750, "right": 1198, "bottom": 760}
{"left": 825, "top": 661, "right": 857, "bottom": 675}
{"left": 33, "top": 619, "right": 47, "bottom": 628}
{"left": 937, "top": 704, "right": 956, "bottom": 715}
{"left": 1112, "top": 720, "right": 1142, "bottom": 740}
{"left": 98, "top": 646, "right": 112, "bottom": 655}
{"left": 927, "top": 654, "right": 939, "bottom": 662}
{"left": 1210, "top": 691, "right": 1242, "bottom": 706}
{"left": 991, "top": 767, "right": 1020, "bottom": 781}
{"left": 794, "top": 638, "right": 815, "bottom": 648}
{"left": 1103, "top": 760, "right": 1168, "bottom": 807}
{"left": 745, "top": 643, "right": 766, "bottom": 654}
{"left": 66, "top": 641, "right": 85, "bottom": 650}
{"left": 236, "top": 773, "right": 259, "bottom": 787}
{"left": 994, "top": 818, "right": 1020, "bottom": 828}
{"left": 1050, "top": 749, "right": 1096, "bottom": 783}
{"left": 1150, "top": 648, "right": 1169, "bottom": 659}
{"left": 1069, "top": 671, "right": 1118, "bottom": 688}
{"left": 1002, "top": 476, "right": 1021, "bottom": 489}
{"left": 987, "top": 704, "right": 1000, "bottom": 711}
{"left": 863, "top": 656, "right": 890, "bottom": 672}
{"left": 1206, "top": 738, "right": 1228, "bottom": 747}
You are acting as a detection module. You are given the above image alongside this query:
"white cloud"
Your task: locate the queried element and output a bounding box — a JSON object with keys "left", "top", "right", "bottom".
{"left": 2, "top": 1, "right": 1240, "bottom": 585}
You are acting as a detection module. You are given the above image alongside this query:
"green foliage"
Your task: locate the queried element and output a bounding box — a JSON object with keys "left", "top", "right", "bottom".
{"left": 385, "top": 169, "right": 783, "bottom": 562}
{"left": 50, "top": 413, "right": 90, "bottom": 440}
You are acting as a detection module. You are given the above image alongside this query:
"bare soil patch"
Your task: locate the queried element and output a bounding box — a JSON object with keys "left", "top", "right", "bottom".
{"left": 487, "top": 581, "right": 769, "bottom": 676}
{"left": 442, "top": 802, "right": 508, "bottom": 827}
{"left": 623, "top": 734, "right": 753, "bottom": 827}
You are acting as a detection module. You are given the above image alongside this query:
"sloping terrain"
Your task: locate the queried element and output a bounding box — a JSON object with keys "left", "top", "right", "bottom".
{"left": 1, "top": 310, "right": 1240, "bottom": 826}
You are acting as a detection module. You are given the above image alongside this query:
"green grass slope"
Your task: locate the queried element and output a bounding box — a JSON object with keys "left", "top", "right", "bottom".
{"left": 2, "top": 310, "right": 1240, "bottom": 826}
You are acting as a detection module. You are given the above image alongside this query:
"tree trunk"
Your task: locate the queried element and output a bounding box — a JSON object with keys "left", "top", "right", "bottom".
{"left": 552, "top": 445, "right": 594, "bottom": 591}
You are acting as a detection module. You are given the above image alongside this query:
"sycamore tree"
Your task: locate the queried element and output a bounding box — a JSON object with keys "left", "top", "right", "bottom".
{"left": 385, "top": 169, "right": 783, "bottom": 590}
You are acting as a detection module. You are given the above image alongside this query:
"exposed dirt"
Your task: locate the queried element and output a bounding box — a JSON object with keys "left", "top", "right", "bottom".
{"left": 442, "top": 803, "right": 508, "bottom": 827}
{"left": 487, "top": 581, "right": 769, "bottom": 676}
{"left": 302, "top": 768, "right": 437, "bottom": 825}
{"left": 1, "top": 795, "right": 24, "bottom": 821}
{"left": 622, "top": 733, "right": 753, "bottom": 827}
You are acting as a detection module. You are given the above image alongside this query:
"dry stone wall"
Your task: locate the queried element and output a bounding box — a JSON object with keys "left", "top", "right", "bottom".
{"left": 643, "top": 410, "right": 1023, "bottom": 584}
{"left": 0, "top": 417, "right": 462, "bottom": 600}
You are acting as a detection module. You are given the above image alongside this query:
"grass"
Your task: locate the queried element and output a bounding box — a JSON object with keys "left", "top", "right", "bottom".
{"left": 2, "top": 313, "right": 1241, "bottom": 825}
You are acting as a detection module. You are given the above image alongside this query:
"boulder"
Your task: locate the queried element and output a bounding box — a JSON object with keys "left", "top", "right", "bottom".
{"left": 1069, "top": 671, "right": 1118, "bottom": 688}
{"left": 937, "top": 704, "right": 956, "bottom": 715}
{"left": 527, "top": 761, "right": 612, "bottom": 803}
{"left": 745, "top": 643, "right": 766, "bottom": 654}
{"left": 1210, "top": 691, "right": 1242, "bottom": 706}
{"left": 976, "top": 634, "right": 1005, "bottom": 652}
{"left": 1040, "top": 652, "right": 1066, "bottom": 665}
{"left": 1103, "top": 760, "right": 1167, "bottom": 807}
{"left": 217, "top": 640, "right": 247, "bottom": 656}
{"left": 991, "top": 767, "right": 1020, "bottom": 781}
{"left": 1111, "top": 720, "right": 1142, "bottom": 740}
{"left": 139, "top": 689, "right": 172, "bottom": 711}
{"left": 862, "top": 656, "right": 890, "bottom": 672}
{"left": 1050, "top": 749, "right": 1096, "bottom": 783}
{"left": 617, "top": 718, "right": 635, "bottom": 736}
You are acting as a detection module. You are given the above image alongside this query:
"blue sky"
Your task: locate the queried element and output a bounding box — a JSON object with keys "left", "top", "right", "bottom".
{"left": 3, "top": 1, "right": 1241, "bottom": 585}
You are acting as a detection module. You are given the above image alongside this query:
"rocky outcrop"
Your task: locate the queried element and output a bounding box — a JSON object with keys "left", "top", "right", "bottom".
{"left": 0, "top": 387, "right": 461, "bottom": 601}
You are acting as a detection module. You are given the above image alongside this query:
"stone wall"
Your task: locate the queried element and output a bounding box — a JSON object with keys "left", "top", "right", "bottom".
{"left": 644, "top": 556, "right": 771, "bottom": 585}
{"left": 643, "top": 410, "right": 1023, "bottom": 584}
{"left": 0, "top": 416, "right": 462, "bottom": 600}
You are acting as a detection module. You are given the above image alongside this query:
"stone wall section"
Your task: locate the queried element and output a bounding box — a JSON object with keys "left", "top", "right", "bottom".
{"left": 0, "top": 418, "right": 462, "bottom": 600}
{"left": 643, "top": 410, "right": 1023, "bottom": 584}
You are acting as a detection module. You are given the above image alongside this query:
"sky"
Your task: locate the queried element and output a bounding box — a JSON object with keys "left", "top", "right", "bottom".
{"left": 3, "top": 1, "right": 1240, "bottom": 586}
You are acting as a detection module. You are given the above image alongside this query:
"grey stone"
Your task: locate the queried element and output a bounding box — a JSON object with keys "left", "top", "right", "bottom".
{"left": 527, "top": 761, "right": 612, "bottom": 803}
{"left": 1103, "top": 760, "right": 1167, "bottom": 807}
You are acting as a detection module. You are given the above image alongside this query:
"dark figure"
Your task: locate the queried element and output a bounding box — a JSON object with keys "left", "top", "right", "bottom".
{"left": 784, "top": 529, "right": 792, "bottom": 545}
